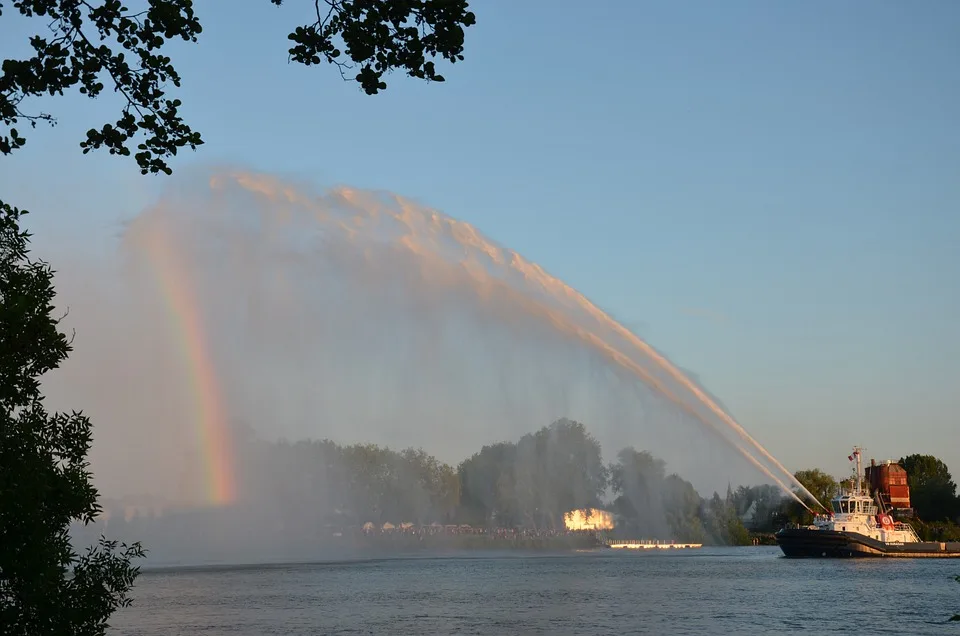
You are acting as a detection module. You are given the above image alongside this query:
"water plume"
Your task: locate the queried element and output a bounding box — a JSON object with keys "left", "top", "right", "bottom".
{"left": 213, "top": 170, "right": 816, "bottom": 508}
{"left": 42, "top": 167, "right": 818, "bottom": 516}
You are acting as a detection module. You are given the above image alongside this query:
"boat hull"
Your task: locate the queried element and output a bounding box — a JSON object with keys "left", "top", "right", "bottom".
{"left": 776, "top": 528, "right": 960, "bottom": 558}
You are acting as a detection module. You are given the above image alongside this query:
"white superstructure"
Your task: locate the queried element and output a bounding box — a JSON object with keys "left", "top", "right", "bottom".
{"left": 811, "top": 446, "right": 919, "bottom": 544}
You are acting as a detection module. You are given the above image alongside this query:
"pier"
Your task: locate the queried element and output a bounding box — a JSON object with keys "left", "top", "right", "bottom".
{"left": 605, "top": 539, "right": 703, "bottom": 550}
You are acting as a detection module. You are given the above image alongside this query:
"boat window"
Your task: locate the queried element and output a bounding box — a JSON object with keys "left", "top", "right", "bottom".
{"left": 832, "top": 501, "right": 841, "bottom": 513}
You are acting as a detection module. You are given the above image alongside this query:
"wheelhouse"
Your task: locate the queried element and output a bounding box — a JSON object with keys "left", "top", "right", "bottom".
{"left": 830, "top": 495, "right": 877, "bottom": 516}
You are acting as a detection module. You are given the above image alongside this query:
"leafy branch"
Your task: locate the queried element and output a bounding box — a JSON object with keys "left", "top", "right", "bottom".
{"left": 1, "top": 0, "right": 204, "bottom": 174}
{"left": 1, "top": 201, "right": 146, "bottom": 633}
{"left": 2, "top": 0, "right": 476, "bottom": 175}
{"left": 275, "top": 0, "right": 476, "bottom": 94}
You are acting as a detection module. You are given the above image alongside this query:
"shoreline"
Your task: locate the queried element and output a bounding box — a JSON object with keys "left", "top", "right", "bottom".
{"left": 131, "top": 535, "right": 756, "bottom": 571}
{"left": 133, "top": 533, "right": 605, "bottom": 570}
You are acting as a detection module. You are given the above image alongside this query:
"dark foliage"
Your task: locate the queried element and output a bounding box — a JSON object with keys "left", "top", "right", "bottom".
{"left": 2, "top": 0, "right": 476, "bottom": 173}
{"left": 899, "top": 454, "right": 960, "bottom": 522}
{"left": 0, "top": 203, "right": 144, "bottom": 635}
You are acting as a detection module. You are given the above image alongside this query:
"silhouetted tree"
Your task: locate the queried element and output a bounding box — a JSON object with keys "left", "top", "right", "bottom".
{"left": 899, "top": 454, "right": 959, "bottom": 522}
{"left": 0, "top": 204, "right": 144, "bottom": 634}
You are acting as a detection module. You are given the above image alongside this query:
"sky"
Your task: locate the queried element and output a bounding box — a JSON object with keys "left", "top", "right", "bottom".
{"left": 1, "top": 0, "right": 958, "bottom": 483}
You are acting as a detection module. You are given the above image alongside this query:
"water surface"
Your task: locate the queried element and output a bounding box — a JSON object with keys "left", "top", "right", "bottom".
{"left": 111, "top": 547, "right": 960, "bottom": 635}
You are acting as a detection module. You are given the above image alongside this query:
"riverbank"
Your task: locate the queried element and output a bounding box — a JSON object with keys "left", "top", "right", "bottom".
{"left": 121, "top": 531, "right": 607, "bottom": 567}
{"left": 749, "top": 532, "right": 778, "bottom": 546}
{"left": 349, "top": 532, "right": 603, "bottom": 552}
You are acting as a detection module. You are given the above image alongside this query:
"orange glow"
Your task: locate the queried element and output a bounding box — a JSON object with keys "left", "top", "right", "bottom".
{"left": 564, "top": 508, "right": 615, "bottom": 531}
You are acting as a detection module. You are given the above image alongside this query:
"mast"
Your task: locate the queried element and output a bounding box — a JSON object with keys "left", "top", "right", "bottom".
{"left": 852, "top": 446, "right": 864, "bottom": 494}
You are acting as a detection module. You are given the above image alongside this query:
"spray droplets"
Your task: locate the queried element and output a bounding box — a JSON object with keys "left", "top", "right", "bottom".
{"left": 47, "top": 168, "right": 817, "bottom": 509}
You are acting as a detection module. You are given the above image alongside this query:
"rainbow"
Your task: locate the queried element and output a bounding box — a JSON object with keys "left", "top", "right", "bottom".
{"left": 142, "top": 222, "right": 237, "bottom": 506}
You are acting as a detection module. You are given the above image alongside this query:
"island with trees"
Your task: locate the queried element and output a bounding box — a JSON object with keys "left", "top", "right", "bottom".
{"left": 71, "top": 418, "right": 960, "bottom": 564}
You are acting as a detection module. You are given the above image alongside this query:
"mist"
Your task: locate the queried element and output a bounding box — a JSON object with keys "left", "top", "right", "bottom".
{"left": 38, "top": 167, "right": 794, "bottom": 563}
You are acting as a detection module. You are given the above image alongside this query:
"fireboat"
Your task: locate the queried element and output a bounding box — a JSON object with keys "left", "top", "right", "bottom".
{"left": 776, "top": 447, "right": 960, "bottom": 558}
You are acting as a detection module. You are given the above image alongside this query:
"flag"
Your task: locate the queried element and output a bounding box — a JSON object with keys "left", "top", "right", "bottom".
{"left": 848, "top": 455, "right": 854, "bottom": 461}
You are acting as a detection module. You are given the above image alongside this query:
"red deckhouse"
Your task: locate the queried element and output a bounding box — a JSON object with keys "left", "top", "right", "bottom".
{"left": 864, "top": 459, "right": 912, "bottom": 514}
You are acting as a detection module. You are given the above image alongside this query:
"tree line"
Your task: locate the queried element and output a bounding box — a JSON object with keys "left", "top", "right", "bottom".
{"left": 227, "top": 418, "right": 960, "bottom": 546}
{"left": 225, "top": 418, "right": 753, "bottom": 546}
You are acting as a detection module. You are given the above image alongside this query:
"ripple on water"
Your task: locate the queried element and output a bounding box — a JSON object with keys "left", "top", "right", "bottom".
{"left": 112, "top": 547, "right": 960, "bottom": 636}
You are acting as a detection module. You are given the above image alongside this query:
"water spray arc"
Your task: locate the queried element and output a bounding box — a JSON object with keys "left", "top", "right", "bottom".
{"left": 121, "top": 170, "right": 821, "bottom": 511}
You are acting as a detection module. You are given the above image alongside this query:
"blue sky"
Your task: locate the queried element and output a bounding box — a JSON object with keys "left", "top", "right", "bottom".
{"left": 2, "top": 0, "right": 958, "bottom": 479}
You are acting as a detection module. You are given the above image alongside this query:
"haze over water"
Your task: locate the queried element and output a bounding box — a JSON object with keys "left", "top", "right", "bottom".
{"left": 40, "top": 168, "right": 812, "bottom": 517}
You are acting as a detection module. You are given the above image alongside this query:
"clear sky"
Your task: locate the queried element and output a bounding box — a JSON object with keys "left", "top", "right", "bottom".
{"left": 2, "top": 0, "right": 958, "bottom": 479}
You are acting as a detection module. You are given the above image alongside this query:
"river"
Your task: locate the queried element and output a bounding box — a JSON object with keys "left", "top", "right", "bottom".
{"left": 110, "top": 546, "right": 959, "bottom": 635}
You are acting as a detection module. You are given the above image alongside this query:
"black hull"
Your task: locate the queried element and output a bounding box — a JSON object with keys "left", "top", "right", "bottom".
{"left": 776, "top": 528, "right": 960, "bottom": 558}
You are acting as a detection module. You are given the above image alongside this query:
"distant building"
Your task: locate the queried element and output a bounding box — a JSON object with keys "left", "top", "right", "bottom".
{"left": 740, "top": 500, "right": 759, "bottom": 529}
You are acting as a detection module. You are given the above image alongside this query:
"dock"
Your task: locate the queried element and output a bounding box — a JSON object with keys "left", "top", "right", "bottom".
{"left": 606, "top": 540, "right": 703, "bottom": 550}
